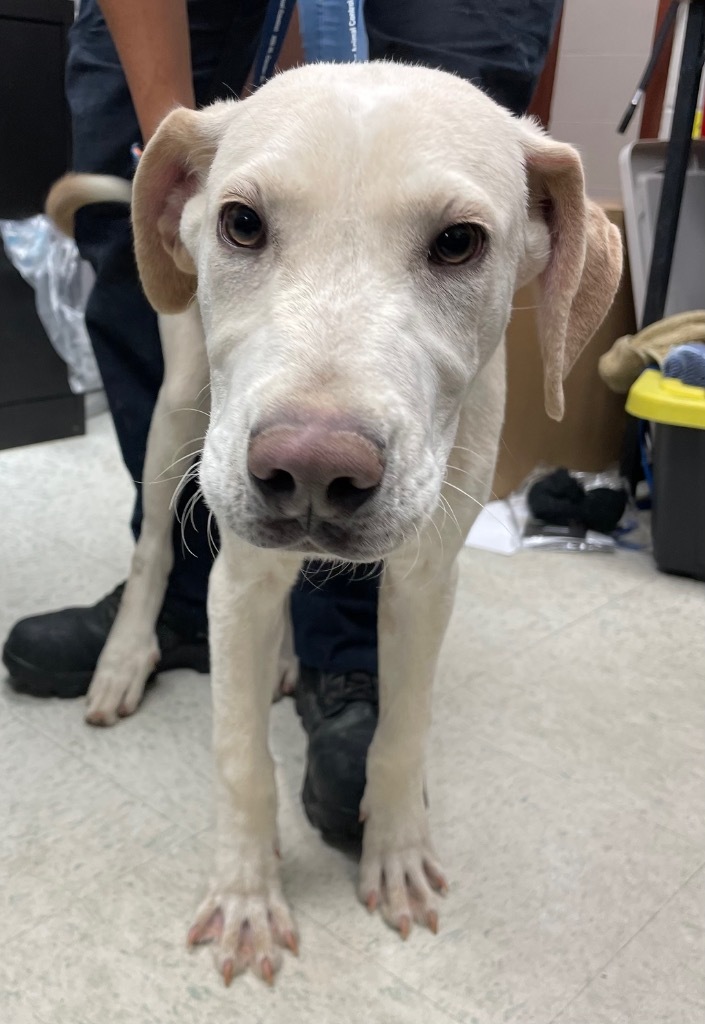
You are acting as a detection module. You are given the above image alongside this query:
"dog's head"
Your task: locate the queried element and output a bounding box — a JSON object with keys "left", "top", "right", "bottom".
{"left": 132, "top": 63, "right": 621, "bottom": 560}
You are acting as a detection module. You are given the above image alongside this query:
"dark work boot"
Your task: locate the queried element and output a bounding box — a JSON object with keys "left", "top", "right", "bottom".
{"left": 3, "top": 584, "right": 209, "bottom": 699}
{"left": 295, "top": 666, "right": 378, "bottom": 846}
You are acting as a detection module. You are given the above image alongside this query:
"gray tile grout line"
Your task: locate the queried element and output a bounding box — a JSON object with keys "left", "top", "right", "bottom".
{"left": 0, "top": 820, "right": 216, "bottom": 962}
{"left": 0, "top": 819, "right": 209, "bottom": 960}
{"left": 544, "top": 859, "right": 705, "bottom": 1024}
{"left": 304, "top": 915, "right": 466, "bottom": 1024}
{"left": 8, "top": 668, "right": 215, "bottom": 783}
{"left": 10, "top": 714, "right": 217, "bottom": 821}
{"left": 3, "top": 707, "right": 197, "bottom": 846}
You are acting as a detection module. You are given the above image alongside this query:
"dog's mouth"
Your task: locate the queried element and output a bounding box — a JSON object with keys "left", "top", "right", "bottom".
{"left": 241, "top": 514, "right": 399, "bottom": 561}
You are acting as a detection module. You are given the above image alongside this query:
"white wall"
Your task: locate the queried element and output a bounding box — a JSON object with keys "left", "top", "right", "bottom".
{"left": 551, "top": 0, "right": 660, "bottom": 200}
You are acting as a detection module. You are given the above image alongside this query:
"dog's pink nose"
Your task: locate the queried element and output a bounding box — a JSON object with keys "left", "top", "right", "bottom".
{"left": 248, "top": 416, "right": 384, "bottom": 516}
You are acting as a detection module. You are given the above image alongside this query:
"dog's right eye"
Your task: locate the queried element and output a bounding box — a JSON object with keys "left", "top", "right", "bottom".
{"left": 429, "top": 222, "right": 486, "bottom": 266}
{"left": 219, "top": 203, "right": 266, "bottom": 249}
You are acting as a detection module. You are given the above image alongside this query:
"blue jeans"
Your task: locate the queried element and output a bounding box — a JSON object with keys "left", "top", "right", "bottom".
{"left": 66, "top": 0, "right": 560, "bottom": 675}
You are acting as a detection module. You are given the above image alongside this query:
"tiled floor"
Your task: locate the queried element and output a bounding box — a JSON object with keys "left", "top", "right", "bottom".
{"left": 0, "top": 414, "right": 703, "bottom": 1024}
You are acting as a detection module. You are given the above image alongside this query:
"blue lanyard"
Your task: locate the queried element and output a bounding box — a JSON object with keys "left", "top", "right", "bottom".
{"left": 297, "top": 0, "right": 368, "bottom": 63}
{"left": 251, "top": 0, "right": 368, "bottom": 90}
{"left": 250, "top": 0, "right": 299, "bottom": 89}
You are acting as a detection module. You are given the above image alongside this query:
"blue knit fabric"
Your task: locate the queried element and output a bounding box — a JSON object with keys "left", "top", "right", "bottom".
{"left": 663, "top": 342, "right": 705, "bottom": 388}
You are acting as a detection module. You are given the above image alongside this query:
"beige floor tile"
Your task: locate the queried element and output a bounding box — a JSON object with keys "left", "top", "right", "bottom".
{"left": 436, "top": 580, "right": 705, "bottom": 843}
{"left": 552, "top": 866, "right": 705, "bottom": 1024}
{"left": 0, "top": 530, "right": 127, "bottom": 646}
{"left": 0, "top": 416, "right": 134, "bottom": 575}
{"left": 440, "top": 545, "right": 657, "bottom": 681}
{"left": 0, "top": 832, "right": 458, "bottom": 1024}
{"left": 8, "top": 670, "right": 216, "bottom": 831}
{"left": 293, "top": 731, "right": 703, "bottom": 1024}
{"left": 0, "top": 718, "right": 187, "bottom": 939}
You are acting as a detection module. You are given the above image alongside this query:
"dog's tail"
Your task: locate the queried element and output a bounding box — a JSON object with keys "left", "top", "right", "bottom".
{"left": 46, "top": 172, "right": 132, "bottom": 239}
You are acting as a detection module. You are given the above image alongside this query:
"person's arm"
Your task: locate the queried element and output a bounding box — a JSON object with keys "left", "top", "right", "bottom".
{"left": 98, "top": 0, "right": 195, "bottom": 142}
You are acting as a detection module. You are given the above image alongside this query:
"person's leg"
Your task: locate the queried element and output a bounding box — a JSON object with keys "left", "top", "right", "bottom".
{"left": 292, "top": 566, "right": 379, "bottom": 677}
{"left": 365, "top": 0, "right": 563, "bottom": 116}
{"left": 2, "top": 0, "right": 267, "bottom": 696}
{"left": 292, "top": 563, "right": 381, "bottom": 842}
{"left": 69, "top": 0, "right": 267, "bottom": 626}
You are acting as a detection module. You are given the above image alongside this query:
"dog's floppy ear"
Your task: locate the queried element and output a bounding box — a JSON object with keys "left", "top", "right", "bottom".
{"left": 132, "top": 104, "right": 228, "bottom": 314}
{"left": 519, "top": 120, "right": 623, "bottom": 420}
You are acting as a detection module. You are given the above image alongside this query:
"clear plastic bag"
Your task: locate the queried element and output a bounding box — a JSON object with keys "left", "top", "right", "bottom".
{"left": 466, "top": 465, "right": 642, "bottom": 555}
{"left": 512, "top": 466, "right": 635, "bottom": 553}
{"left": 0, "top": 215, "right": 101, "bottom": 394}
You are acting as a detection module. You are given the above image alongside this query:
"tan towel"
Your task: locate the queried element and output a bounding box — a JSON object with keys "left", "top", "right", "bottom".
{"left": 598, "top": 311, "right": 705, "bottom": 393}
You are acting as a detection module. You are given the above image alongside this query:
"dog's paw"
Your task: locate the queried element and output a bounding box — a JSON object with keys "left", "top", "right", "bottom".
{"left": 188, "top": 882, "right": 298, "bottom": 985}
{"left": 85, "top": 638, "right": 159, "bottom": 726}
{"left": 358, "top": 812, "right": 448, "bottom": 939}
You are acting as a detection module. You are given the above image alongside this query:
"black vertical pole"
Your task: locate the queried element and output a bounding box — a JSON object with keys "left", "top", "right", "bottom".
{"left": 621, "top": 0, "right": 705, "bottom": 491}
{"left": 641, "top": 0, "right": 705, "bottom": 327}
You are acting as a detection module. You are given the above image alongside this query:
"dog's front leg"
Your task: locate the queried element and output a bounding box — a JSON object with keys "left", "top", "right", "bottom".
{"left": 86, "top": 308, "right": 209, "bottom": 725}
{"left": 359, "top": 545, "right": 458, "bottom": 938}
{"left": 188, "top": 534, "right": 302, "bottom": 985}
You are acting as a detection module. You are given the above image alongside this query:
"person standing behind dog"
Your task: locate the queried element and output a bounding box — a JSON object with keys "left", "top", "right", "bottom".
{"left": 3, "top": 0, "right": 562, "bottom": 844}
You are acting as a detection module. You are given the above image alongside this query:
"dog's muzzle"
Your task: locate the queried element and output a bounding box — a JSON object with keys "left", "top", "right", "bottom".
{"left": 245, "top": 411, "right": 387, "bottom": 557}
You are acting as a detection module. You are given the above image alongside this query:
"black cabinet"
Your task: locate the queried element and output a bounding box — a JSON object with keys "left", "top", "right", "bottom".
{"left": 0, "top": 0, "right": 84, "bottom": 450}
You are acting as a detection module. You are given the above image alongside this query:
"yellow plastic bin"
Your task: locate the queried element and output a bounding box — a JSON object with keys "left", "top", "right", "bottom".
{"left": 627, "top": 369, "right": 705, "bottom": 581}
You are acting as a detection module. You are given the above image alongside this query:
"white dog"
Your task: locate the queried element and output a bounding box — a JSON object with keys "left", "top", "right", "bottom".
{"left": 48, "top": 62, "right": 622, "bottom": 985}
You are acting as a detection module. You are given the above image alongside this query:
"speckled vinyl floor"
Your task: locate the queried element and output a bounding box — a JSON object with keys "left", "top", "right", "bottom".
{"left": 1, "top": 414, "right": 703, "bottom": 1024}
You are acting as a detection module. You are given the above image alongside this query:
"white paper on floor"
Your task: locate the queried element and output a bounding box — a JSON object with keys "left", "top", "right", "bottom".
{"left": 464, "top": 499, "right": 524, "bottom": 555}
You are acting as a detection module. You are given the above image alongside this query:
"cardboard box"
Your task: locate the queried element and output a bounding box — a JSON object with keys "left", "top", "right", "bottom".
{"left": 493, "top": 205, "right": 635, "bottom": 498}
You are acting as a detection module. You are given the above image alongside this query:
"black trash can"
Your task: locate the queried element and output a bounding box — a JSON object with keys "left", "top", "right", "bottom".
{"left": 627, "top": 369, "right": 705, "bottom": 581}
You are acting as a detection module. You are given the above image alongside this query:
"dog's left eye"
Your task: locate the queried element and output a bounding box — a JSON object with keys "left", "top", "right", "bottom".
{"left": 430, "top": 223, "right": 486, "bottom": 266}
{"left": 219, "top": 203, "right": 266, "bottom": 249}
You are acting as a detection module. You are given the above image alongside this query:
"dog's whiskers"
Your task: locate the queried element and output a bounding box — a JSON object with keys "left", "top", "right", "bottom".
{"left": 177, "top": 482, "right": 204, "bottom": 558}
{"left": 187, "top": 488, "right": 202, "bottom": 533}
{"left": 143, "top": 434, "right": 206, "bottom": 483}
{"left": 354, "top": 561, "right": 384, "bottom": 584}
{"left": 438, "top": 493, "right": 461, "bottom": 536}
{"left": 442, "top": 479, "right": 512, "bottom": 538}
{"left": 500, "top": 437, "right": 516, "bottom": 461}
{"left": 449, "top": 444, "right": 495, "bottom": 469}
{"left": 173, "top": 407, "right": 210, "bottom": 418}
{"left": 206, "top": 510, "right": 219, "bottom": 559}
{"left": 299, "top": 561, "right": 325, "bottom": 591}
{"left": 152, "top": 448, "right": 205, "bottom": 483}
{"left": 196, "top": 380, "right": 210, "bottom": 398}
{"left": 441, "top": 480, "right": 487, "bottom": 510}
{"left": 424, "top": 510, "right": 445, "bottom": 563}
{"left": 170, "top": 458, "right": 201, "bottom": 518}
{"left": 400, "top": 521, "right": 423, "bottom": 584}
